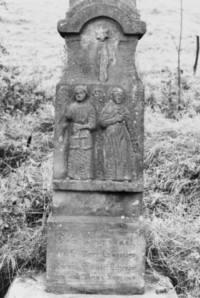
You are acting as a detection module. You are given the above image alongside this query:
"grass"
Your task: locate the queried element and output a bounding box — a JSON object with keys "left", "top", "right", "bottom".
{"left": 144, "top": 108, "right": 200, "bottom": 297}
{"left": 147, "top": 209, "right": 200, "bottom": 297}
{"left": 0, "top": 70, "right": 53, "bottom": 297}
{"left": 145, "top": 109, "right": 200, "bottom": 198}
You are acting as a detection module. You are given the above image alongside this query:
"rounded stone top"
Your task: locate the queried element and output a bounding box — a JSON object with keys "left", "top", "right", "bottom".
{"left": 69, "top": 0, "right": 137, "bottom": 9}
{"left": 58, "top": 0, "right": 146, "bottom": 38}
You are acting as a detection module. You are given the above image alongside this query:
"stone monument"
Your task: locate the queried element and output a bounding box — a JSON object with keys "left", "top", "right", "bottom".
{"left": 47, "top": 0, "right": 146, "bottom": 295}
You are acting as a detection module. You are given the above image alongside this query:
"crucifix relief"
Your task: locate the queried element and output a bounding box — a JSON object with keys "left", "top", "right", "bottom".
{"left": 96, "top": 27, "right": 111, "bottom": 83}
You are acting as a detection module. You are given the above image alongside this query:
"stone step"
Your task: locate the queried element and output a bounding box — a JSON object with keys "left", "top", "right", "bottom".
{"left": 5, "top": 273, "right": 177, "bottom": 298}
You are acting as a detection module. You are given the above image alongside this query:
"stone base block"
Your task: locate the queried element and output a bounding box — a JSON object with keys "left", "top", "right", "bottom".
{"left": 46, "top": 215, "right": 146, "bottom": 294}
{"left": 5, "top": 273, "right": 178, "bottom": 298}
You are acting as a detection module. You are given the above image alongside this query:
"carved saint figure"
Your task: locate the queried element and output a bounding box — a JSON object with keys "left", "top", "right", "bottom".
{"left": 92, "top": 87, "right": 105, "bottom": 113}
{"left": 65, "top": 85, "right": 96, "bottom": 180}
{"left": 92, "top": 87, "right": 105, "bottom": 102}
{"left": 96, "top": 28, "right": 110, "bottom": 83}
{"left": 99, "top": 87, "right": 133, "bottom": 181}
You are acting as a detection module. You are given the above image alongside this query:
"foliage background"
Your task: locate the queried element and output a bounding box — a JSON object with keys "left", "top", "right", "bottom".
{"left": 0, "top": 0, "right": 200, "bottom": 297}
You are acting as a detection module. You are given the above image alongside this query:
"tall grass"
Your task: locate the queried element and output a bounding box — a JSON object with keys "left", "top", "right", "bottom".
{"left": 0, "top": 69, "right": 54, "bottom": 297}
{"left": 145, "top": 108, "right": 200, "bottom": 296}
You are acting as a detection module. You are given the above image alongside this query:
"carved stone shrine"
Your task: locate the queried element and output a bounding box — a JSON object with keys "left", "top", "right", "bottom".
{"left": 47, "top": 0, "right": 146, "bottom": 295}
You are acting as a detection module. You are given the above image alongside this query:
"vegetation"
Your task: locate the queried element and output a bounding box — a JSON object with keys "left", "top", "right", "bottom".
{"left": 0, "top": 1, "right": 200, "bottom": 298}
{"left": 0, "top": 48, "right": 54, "bottom": 297}
{"left": 144, "top": 109, "right": 200, "bottom": 297}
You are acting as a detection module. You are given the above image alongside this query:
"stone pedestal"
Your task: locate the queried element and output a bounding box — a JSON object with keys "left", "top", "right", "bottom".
{"left": 47, "top": 192, "right": 145, "bottom": 294}
{"left": 47, "top": 0, "right": 146, "bottom": 295}
{"left": 5, "top": 273, "right": 178, "bottom": 298}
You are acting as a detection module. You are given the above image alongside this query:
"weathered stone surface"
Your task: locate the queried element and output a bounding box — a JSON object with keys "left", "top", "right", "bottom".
{"left": 54, "top": 82, "right": 144, "bottom": 187}
{"left": 5, "top": 273, "right": 178, "bottom": 298}
{"left": 54, "top": 2, "right": 145, "bottom": 189}
{"left": 59, "top": 0, "right": 145, "bottom": 37}
{"left": 47, "top": 191, "right": 144, "bottom": 293}
{"left": 47, "top": 0, "right": 146, "bottom": 295}
{"left": 53, "top": 180, "right": 143, "bottom": 192}
{"left": 47, "top": 215, "right": 146, "bottom": 294}
{"left": 52, "top": 191, "right": 143, "bottom": 217}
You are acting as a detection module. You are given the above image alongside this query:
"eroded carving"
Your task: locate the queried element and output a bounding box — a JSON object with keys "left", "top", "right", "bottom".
{"left": 99, "top": 87, "right": 134, "bottom": 181}
{"left": 51, "top": 226, "right": 143, "bottom": 288}
{"left": 58, "top": 85, "right": 139, "bottom": 182}
{"left": 92, "top": 87, "right": 105, "bottom": 111}
{"left": 58, "top": 2, "right": 146, "bottom": 37}
{"left": 96, "top": 28, "right": 110, "bottom": 83}
{"left": 65, "top": 85, "right": 96, "bottom": 180}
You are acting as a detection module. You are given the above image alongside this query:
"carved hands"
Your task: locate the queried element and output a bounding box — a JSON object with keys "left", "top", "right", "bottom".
{"left": 116, "top": 113, "right": 124, "bottom": 122}
{"left": 100, "top": 113, "right": 124, "bottom": 128}
{"left": 111, "top": 114, "right": 124, "bottom": 125}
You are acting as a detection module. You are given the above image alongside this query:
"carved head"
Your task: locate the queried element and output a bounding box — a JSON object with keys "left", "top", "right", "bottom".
{"left": 96, "top": 28, "right": 109, "bottom": 42}
{"left": 92, "top": 88, "right": 105, "bottom": 102}
{"left": 111, "top": 87, "right": 125, "bottom": 105}
{"left": 74, "top": 85, "right": 88, "bottom": 102}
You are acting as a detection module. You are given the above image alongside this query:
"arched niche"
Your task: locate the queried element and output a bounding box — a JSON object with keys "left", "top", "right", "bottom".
{"left": 58, "top": 3, "right": 146, "bottom": 39}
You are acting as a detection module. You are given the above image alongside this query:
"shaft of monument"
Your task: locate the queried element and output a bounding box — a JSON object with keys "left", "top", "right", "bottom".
{"left": 47, "top": 0, "right": 146, "bottom": 295}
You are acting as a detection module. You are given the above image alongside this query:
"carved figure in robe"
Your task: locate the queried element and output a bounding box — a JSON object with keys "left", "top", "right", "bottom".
{"left": 99, "top": 87, "right": 133, "bottom": 181}
{"left": 65, "top": 85, "right": 96, "bottom": 180}
{"left": 96, "top": 28, "right": 110, "bottom": 83}
{"left": 92, "top": 87, "right": 105, "bottom": 111}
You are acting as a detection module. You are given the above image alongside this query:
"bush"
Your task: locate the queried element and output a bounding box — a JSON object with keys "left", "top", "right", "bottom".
{"left": 0, "top": 68, "right": 50, "bottom": 115}
{"left": 0, "top": 154, "right": 52, "bottom": 297}
{"left": 145, "top": 67, "right": 200, "bottom": 120}
{"left": 0, "top": 71, "right": 54, "bottom": 296}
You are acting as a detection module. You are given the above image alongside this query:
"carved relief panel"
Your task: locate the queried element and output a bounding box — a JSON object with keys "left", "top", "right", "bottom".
{"left": 53, "top": 1, "right": 146, "bottom": 191}
{"left": 54, "top": 83, "right": 143, "bottom": 191}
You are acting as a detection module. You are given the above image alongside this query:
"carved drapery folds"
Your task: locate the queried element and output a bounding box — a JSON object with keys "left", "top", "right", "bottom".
{"left": 66, "top": 85, "right": 96, "bottom": 180}
{"left": 56, "top": 84, "right": 141, "bottom": 186}
{"left": 99, "top": 87, "right": 134, "bottom": 181}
